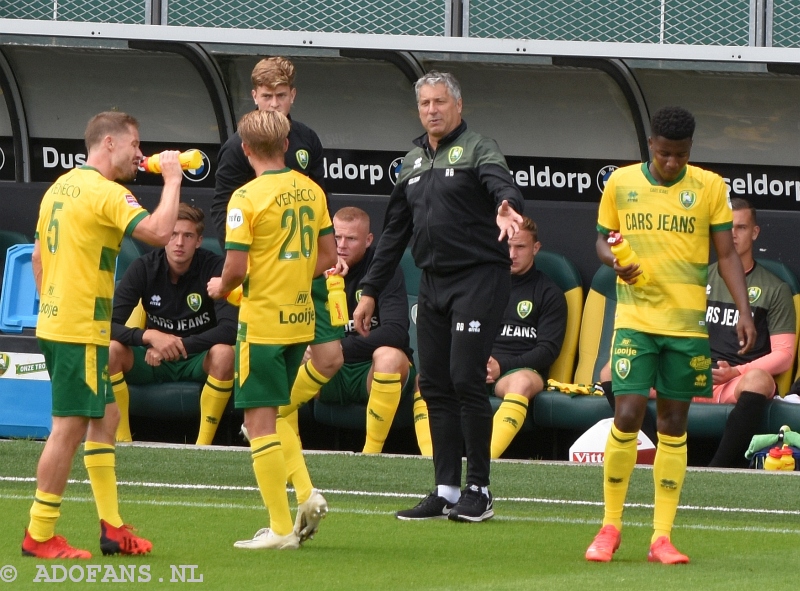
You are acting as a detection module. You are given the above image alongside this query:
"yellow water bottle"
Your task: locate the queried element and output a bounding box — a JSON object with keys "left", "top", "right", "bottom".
{"left": 764, "top": 446, "right": 784, "bottom": 470}
{"left": 608, "top": 231, "right": 649, "bottom": 286}
{"left": 780, "top": 445, "right": 795, "bottom": 471}
{"left": 325, "top": 270, "right": 349, "bottom": 327}
{"left": 141, "top": 149, "right": 203, "bottom": 173}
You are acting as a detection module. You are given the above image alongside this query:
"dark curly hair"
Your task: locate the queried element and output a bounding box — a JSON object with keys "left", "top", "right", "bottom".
{"left": 650, "top": 107, "right": 695, "bottom": 141}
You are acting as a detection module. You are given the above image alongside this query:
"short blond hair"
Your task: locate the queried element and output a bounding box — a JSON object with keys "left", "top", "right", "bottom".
{"left": 238, "top": 110, "right": 290, "bottom": 159}
{"left": 520, "top": 216, "right": 538, "bottom": 243}
{"left": 333, "top": 206, "right": 370, "bottom": 228}
{"left": 84, "top": 111, "right": 138, "bottom": 152}
{"left": 251, "top": 57, "right": 295, "bottom": 89}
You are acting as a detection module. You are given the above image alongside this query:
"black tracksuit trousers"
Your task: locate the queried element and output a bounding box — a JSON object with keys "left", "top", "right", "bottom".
{"left": 416, "top": 263, "right": 510, "bottom": 488}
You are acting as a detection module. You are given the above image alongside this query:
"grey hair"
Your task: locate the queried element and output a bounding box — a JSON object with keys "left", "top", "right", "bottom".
{"left": 414, "top": 71, "right": 462, "bottom": 103}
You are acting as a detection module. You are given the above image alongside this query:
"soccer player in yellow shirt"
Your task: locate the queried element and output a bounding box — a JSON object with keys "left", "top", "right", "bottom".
{"left": 24, "top": 111, "right": 183, "bottom": 559}
{"left": 208, "top": 109, "right": 337, "bottom": 550}
{"left": 585, "top": 107, "right": 756, "bottom": 565}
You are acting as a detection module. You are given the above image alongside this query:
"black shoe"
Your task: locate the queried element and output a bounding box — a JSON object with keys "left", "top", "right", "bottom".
{"left": 395, "top": 492, "right": 454, "bottom": 520}
{"left": 448, "top": 485, "right": 494, "bottom": 522}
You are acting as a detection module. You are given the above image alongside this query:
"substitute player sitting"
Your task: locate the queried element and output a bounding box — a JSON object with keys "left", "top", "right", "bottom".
{"left": 110, "top": 203, "right": 237, "bottom": 445}
{"left": 280, "top": 206, "right": 415, "bottom": 453}
{"left": 208, "top": 109, "right": 337, "bottom": 550}
{"left": 487, "top": 216, "right": 566, "bottom": 458}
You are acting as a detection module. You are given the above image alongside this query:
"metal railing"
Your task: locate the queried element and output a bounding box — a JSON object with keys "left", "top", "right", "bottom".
{"left": 4, "top": 0, "right": 800, "bottom": 47}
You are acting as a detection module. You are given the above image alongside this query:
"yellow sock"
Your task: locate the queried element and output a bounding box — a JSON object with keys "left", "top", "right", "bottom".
{"left": 276, "top": 417, "right": 313, "bottom": 504}
{"left": 412, "top": 391, "right": 433, "bottom": 456}
{"left": 363, "top": 372, "right": 402, "bottom": 454}
{"left": 196, "top": 376, "right": 233, "bottom": 445}
{"left": 250, "top": 434, "right": 292, "bottom": 536}
{"left": 652, "top": 432, "right": 687, "bottom": 543}
{"left": 111, "top": 372, "right": 132, "bottom": 442}
{"left": 602, "top": 424, "right": 638, "bottom": 530}
{"left": 283, "top": 409, "right": 300, "bottom": 438}
{"left": 279, "top": 360, "right": 330, "bottom": 422}
{"left": 490, "top": 393, "right": 528, "bottom": 459}
{"left": 28, "top": 490, "right": 62, "bottom": 542}
{"left": 84, "top": 441, "right": 123, "bottom": 527}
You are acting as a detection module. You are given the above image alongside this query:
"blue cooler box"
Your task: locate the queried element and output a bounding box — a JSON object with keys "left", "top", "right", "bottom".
{"left": 0, "top": 352, "right": 52, "bottom": 438}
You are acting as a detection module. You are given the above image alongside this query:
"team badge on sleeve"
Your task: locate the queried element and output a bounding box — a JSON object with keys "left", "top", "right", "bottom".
{"left": 516, "top": 300, "right": 533, "bottom": 318}
{"left": 187, "top": 293, "right": 202, "bottom": 312}
{"left": 124, "top": 194, "right": 140, "bottom": 208}
{"left": 228, "top": 208, "right": 244, "bottom": 229}
{"left": 296, "top": 150, "right": 309, "bottom": 170}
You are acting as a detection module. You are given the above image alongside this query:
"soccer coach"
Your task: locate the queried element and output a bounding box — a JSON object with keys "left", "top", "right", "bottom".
{"left": 353, "top": 71, "right": 524, "bottom": 522}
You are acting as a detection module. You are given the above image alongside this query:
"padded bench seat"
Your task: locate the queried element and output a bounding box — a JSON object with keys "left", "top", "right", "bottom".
{"left": 530, "top": 391, "right": 800, "bottom": 439}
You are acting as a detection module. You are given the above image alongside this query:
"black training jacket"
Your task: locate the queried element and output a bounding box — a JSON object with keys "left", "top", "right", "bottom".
{"left": 491, "top": 263, "right": 567, "bottom": 380}
{"left": 111, "top": 248, "right": 237, "bottom": 355}
{"left": 360, "top": 120, "right": 524, "bottom": 299}
{"left": 341, "top": 247, "right": 413, "bottom": 364}
{"left": 211, "top": 115, "right": 326, "bottom": 247}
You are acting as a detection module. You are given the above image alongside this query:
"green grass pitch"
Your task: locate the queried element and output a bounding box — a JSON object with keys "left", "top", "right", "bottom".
{"left": 0, "top": 439, "right": 797, "bottom": 590}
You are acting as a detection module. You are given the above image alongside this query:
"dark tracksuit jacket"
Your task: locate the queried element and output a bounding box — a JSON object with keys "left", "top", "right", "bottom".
{"left": 211, "top": 116, "right": 326, "bottom": 248}
{"left": 341, "top": 247, "right": 413, "bottom": 365}
{"left": 111, "top": 248, "right": 237, "bottom": 355}
{"left": 491, "top": 263, "right": 567, "bottom": 382}
{"left": 360, "top": 120, "right": 525, "bottom": 487}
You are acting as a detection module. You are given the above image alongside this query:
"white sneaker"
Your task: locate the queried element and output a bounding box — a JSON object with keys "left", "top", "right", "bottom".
{"left": 233, "top": 528, "right": 300, "bottom": 550}
{"left": 294, "top": 489, "right": 328, "bottom": 542}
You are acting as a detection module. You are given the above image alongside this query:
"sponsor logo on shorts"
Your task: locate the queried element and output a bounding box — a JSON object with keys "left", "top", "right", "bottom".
{"left": 679, "top": 190, "right": 696, "bottom": 209}
{"left": 448, "top": 146, "right": 463, "bottom": 165}
{"left": 748, "top": 286, "right": 762, "bottom": 304}
{"left": 694, "top": 374, "right": 707, "bottom": 387}
{"left": 187, "top": 293, "right": 202, "bottom": 312}
{"left": 615, "top": 358, "right": 630, "bottom": 379}
{"left": 614, "top": 346, "right": 637, "bottom": 356}
{"left": 689, "top": 355, "right": 712, "bottom": 371}
{"left": 296, "top": 149, "right": 309, "bottom": 170}
{"left": 517, "top": 300, "right": 533, "bottom": 318}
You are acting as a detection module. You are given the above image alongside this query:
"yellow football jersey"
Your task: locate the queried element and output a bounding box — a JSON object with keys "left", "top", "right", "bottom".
{"left": 225, "top": 168, "right": 332, "bottom": 345}
{"left": 35, "top": 167, "right": 148, "bottom": 345}
{"left": 597, "top": 163, "right": 733, "bottom": 337}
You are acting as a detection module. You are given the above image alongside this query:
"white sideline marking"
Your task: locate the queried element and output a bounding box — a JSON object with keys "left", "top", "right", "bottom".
{"left": 0, "top": 493, "right": 798, "bottom": 536}
{"left": 3, "top": 475, "right": 799, "bottom": 517}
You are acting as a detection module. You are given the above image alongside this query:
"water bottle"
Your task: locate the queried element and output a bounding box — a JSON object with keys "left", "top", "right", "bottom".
{"left": 140, "top": 149, "right": 203, "bottom": 173}
{"left": 764, "top": 446, "right": 784, "bottom": 470}
{"left": 325, "top": 270, "right": 349, "bottom": 327}
{"left": 780, "top": 445, "right": 795, "bottom": 471}
{"left": 608, "top": 231, "right": 649, "bottom": 286}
